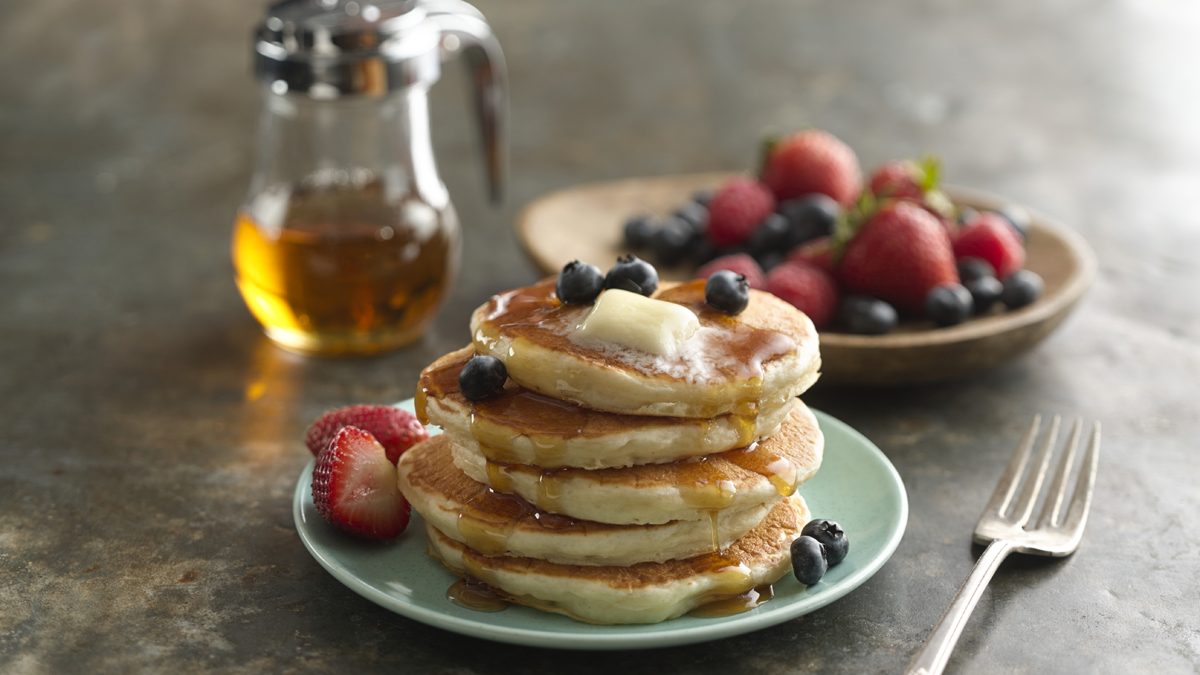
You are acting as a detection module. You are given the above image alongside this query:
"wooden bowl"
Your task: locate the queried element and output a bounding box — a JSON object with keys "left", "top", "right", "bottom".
{"left": 516, "top": 174, "right": 1096, "bottom": 386}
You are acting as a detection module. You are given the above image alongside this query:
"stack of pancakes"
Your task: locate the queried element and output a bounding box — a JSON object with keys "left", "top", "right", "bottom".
{"left": 397, "top": 277, "right": 824, "bottom": 624}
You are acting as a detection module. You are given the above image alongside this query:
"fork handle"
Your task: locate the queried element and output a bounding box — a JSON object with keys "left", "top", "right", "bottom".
{"left": 904, "top": 539, "right": 1017, "bottom": 675}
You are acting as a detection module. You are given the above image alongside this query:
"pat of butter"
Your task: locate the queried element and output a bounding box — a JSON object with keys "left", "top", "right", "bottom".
{"left": 572, "top": 289, "right": 699, "bottom": 356}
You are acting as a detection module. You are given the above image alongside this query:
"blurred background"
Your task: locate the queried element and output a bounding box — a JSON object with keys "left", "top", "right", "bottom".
{"left": 3, "top": 1, "right": 1200, "bottom": 673}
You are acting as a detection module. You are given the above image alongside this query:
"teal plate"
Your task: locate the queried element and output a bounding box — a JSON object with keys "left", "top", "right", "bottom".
{"left": 293, "top": 401, "right": 907, "bottom": 650}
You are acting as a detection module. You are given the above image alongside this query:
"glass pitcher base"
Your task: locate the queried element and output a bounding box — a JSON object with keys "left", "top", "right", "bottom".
{"left": 261, "top": 323, "right": 427, "bottom": 357}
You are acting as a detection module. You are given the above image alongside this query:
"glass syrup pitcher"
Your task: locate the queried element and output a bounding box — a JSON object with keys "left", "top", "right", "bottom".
{"left": 234, "top": 0, "right": 506, "bottom": 356}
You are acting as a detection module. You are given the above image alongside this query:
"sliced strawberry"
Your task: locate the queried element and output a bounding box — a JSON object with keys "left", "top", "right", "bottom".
{"left": 306, "top": 404, "right": 428, "bottom": 465}
{"left": 953, "top": 212, "right": 1025, "bottom": 279}
{"left": 312, "top": 426, "right": 411, "bottom": 540}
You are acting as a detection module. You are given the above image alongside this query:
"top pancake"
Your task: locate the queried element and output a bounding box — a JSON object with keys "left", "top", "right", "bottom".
{"left": 469, "top": 278, "right": 822, "bottom": 417}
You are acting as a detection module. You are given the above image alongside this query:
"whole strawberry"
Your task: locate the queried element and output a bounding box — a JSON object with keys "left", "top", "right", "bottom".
{"left": 867, "top": 157, "right": 958, "bottom": 239}
{"left": 766, "top": 262, "right": 839, "bottom": 329}
{"left": 306, "top": 404, "right": 429, "bottom": 465}
{"left": 762, "top": 130, "right": 862, "bottom": 207}
{"left": 697, "top": 253, "right": 766, "bottom": 290}
{"left": 837, "top": 201, "right": 958, "bottom": 315}
{"left": 868, "top": 160, "right": 927, "bottom": 201}
{"left": 312, "top": 426, "right": 411, "bottom": 540}
{"left": 953, "top": 212, "right": 1025, "bottom": 279}
{"left": 706, "top": 176, "right": 776, "bottom": 248}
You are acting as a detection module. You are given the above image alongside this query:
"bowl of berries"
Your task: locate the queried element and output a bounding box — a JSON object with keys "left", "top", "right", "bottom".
{"left": 517, "top": 131, "right": 1096, "bottom": 385}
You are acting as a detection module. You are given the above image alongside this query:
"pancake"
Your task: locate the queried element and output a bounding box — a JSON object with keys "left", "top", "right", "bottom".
{"left": 418, "top": 345, "right": 798, "bottom": 469}
{"left": 469, "top": 278, "right": 821, "bottom": 418}
{"left": 450, "top": 401, "right": 824, "bottom": 525}
{"left": 398, "top": 434, "right": 777, "bottom": 566}
{"left": 425, "top": 494, "right": 810, "bottom": 624}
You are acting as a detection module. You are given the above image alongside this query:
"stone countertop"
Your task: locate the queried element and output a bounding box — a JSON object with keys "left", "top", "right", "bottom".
{"left": 2, "top": 1, "right": 1198, "bottom": 673}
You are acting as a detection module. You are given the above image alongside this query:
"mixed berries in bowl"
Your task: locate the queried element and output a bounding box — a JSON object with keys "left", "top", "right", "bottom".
{"left": 621, "top": 129, "right": 1045, "bottom": 335}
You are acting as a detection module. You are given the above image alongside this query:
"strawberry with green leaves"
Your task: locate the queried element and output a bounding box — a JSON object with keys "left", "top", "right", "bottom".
{"left": 867, "top": 157, "right": 958, "bottom": 239}
{"left": 835, "top": 200, "right": 959, "bottom": 315}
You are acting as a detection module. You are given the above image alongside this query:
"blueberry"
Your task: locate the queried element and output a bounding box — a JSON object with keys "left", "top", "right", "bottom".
{"left": 995, "top": 204, "right": 1031, "bottom": 241}
{"left": 746, "top": 213, "right": 791, "bottom": 255}
{"left": 1001, "top": 270, "right": 1043, "bottom": 309}
{"left": 925, "top": 283, "right": 974, "bottom": 327}
{"left": 651, "top": 218, "right": 694, "bottom": 266}
{"left": 692, "top": 188, "right": 716, "bottom": 208}
{"left": 838, "top": 296, "right": 898, "bottom": 335}
{"left": 458, "top": 355, "right": 507, "bottom": 401}
{"left": 965, "top": 275, "right": 1003, "bottom": 314}
{"left": 754, "top": 249, "right": 785, "bottom": 272}
{"left": 623, "top": 214, "right": 657, "bottom": 249}
{"left": 801, "top": 519, "right": 848, "bottom": 567}
{"left": 790, "top": 535, "right": 827, "bottom": 586}
{"left": 555, "top": 260, "right": 605, "bottom": 304}
{"left": 956, "top": 205, "right": 979, "bottom": 226}
{"left": 956, "top": 256, "right": 996, "bottom": 283}
{"left": 778, "top": 194, "right": 841, "bottom": 248}
{"left": 675, "top": 202, "right": 709, "bottom": 234}
{"left": 604, "top": 255, "right": 659, "bottom": 296}
{"left": 690, "top": 238, "right": 722, "bottom": 265}
{"left": 704, "top": 270, "right": 750, "bottom": 315}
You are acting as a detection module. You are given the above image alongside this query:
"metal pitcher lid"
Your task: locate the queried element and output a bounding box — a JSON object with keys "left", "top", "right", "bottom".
{"left": 254, "top": 0, "right": 444, "bottom": 98}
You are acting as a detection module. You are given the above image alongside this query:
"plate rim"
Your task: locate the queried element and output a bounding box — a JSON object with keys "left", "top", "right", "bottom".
{"left": 293, "top": 404, "right": 908, "bottom": 650}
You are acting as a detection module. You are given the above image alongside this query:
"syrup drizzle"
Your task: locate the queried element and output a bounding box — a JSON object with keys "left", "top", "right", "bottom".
{"left": 473, "top": 278, "right": 798, "bottom": 418}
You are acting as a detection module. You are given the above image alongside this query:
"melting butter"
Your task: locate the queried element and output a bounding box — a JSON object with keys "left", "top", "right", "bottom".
{"left": 571, "top": 289, "right": 699, "bottom": 356}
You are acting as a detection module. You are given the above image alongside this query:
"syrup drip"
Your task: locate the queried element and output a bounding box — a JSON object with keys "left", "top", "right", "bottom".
{"left": 723, "top": 441, "right": 800, "bottom": 497}
{"left": 688, "top": 584, "right": 774, "bottom": 618}
{"left": 414, "top": 387, "right": 429, "bottom": 425}
{"left": 456, "top": 488, "right": 535, "bottom": 557}
{"left": 447, "top": 578, "right": 509, "bottom": 612}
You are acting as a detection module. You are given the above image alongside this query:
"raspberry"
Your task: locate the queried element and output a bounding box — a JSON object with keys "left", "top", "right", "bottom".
{"left": 705, "top": 176, "right": 776, "bottom": 248}
{"left": 765, "top": 262, "right": 839, "bottom": 329}
{"left": 696, "top": 253, "right": 766, "bottom": 290}
{"left": 785, "top": 236, "right": 834, "bottom": 275}
{"left": 762, "top": 130, "right": 862, "bottom": 207}
{"left": 953, "top": 212, "right": 1025, "bottom": 279}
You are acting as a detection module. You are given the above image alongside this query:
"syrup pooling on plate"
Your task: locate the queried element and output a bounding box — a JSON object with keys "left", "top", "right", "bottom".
{"left": 447, "top": 578, "right": 509, "bottom": 613}
{"left": 473, "top": 279, "right": 797, "bottom": 416}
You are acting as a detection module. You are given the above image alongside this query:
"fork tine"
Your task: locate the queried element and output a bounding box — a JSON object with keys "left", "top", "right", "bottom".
{"left": 1011, "top": 415, "right": 1060, "bottom": 527}
{"left": 1036, "top": 418, "right": 1083, "bottom": 529}
{"left": 1060, "top": 422, "right": 1101, "bottom": 534}
{"left": 981, "top": 415, "right": 1041, "bottom": 519}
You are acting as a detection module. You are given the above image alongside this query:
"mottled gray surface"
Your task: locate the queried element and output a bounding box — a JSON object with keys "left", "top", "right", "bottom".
{"left": 2, "top": 0, "right": 1199, "bottom": 673}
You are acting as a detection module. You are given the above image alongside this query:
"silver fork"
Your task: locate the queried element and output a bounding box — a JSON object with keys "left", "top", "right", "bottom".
{"left": 905, "top": 415, "right": 1101, "bottom": 675}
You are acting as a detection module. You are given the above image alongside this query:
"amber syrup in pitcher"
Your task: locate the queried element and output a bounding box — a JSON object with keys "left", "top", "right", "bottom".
{"left": 233, "top": 180, "right": 459, "bottom": 356}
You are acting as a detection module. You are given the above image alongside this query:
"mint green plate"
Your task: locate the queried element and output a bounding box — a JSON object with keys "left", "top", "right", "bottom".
{"left": 293, "top": 401, "right": 907, "bottom": 650}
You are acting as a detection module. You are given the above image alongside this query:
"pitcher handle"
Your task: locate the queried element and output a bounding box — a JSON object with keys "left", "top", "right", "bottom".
{"left": 425, "top": 1, "right": 507, "bottom": 204}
